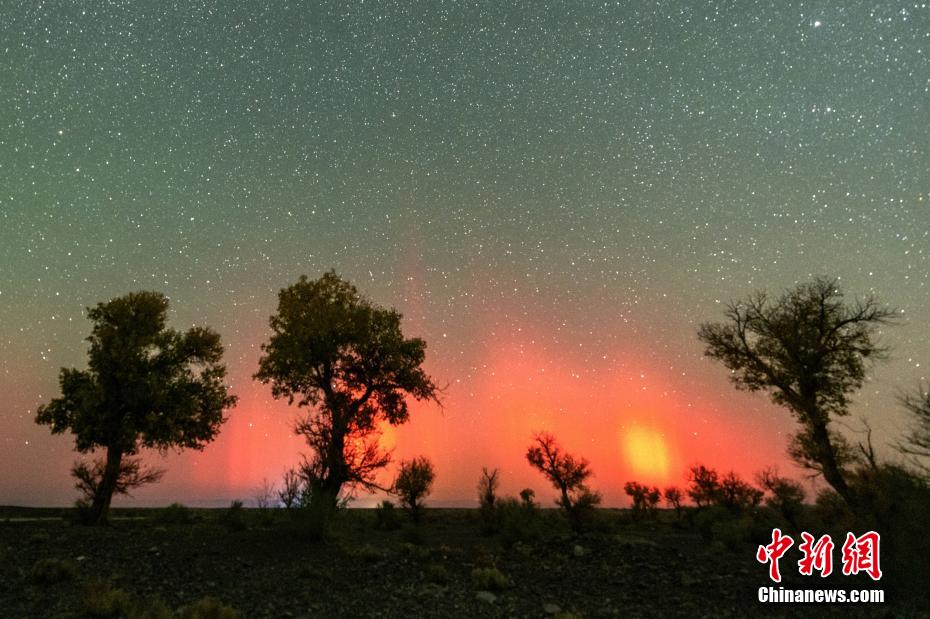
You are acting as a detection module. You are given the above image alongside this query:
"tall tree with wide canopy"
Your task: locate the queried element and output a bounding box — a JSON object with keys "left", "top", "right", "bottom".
{"left": 697, "top": 276, "right": 896, "bottom": 509}
{"left": 254, "top": 271, "right": 439, "bottom": 535}
{"left": 36, "top": 291, "right": 237, "bottom": 524}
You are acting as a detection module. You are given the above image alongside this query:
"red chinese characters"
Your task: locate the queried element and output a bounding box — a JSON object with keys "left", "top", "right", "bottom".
{"left": 757, "top": 528, "right": 794, "bottom": 582}
{"left": 757, "top": 529, "right": 882, "bottom": 582}
{"left": 841, "top": 531, "right": 882, "bottom": 581}
{"left": 797, "top": 532, "right": 834, "bottom": 577}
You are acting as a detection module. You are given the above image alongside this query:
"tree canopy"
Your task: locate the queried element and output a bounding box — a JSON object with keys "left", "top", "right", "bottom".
{"left": 36, "top": 291, "right": 236, "bottom": 524}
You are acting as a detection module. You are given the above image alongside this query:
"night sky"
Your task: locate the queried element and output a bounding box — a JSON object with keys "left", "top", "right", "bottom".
{"left": 2, "top": 2, "right": 928, "bottom": 507}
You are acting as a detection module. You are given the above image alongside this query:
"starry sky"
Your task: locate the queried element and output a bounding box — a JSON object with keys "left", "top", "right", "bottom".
{"left": 1, "top": 2, "right": 928, "bottom": 507}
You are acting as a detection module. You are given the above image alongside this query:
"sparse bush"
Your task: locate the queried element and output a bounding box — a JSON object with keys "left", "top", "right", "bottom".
{"left": 478, "top": 467, "right": 500, "bottom": 507}
{"left": 471, "top": 566, "right": 510, "bottom": 591}
{"left": 178, "top": 596, "right": 240, "bottom": 619}
{"left": 526, "top": 432, "right": 601, "bottom": 532}
{"left": 425, "top": 563, "right": 451, "bottom": 584}
{"left": 394, "top": 456, "right": 435, "bottom": 522}
{"left": 664, "top": 486, "right": 683, "bottom": 518}
{"left": 687, "top": 464, "right": 720, "bottom": 508}
{"left": 716, "top": 471, "right": 763, "bottom": 513}
{"left": 278, "top": 467, "right": 303, "bottom": 510}
{"left": 519, "top": 488, "right": 536, "bottom": 508}
{"left": 156, "top": 502, "right": 193, "bottom": 525}
{"left": 221, "top": 500, "right": 247, "bottom": 530}
{"left": 374, "top": 499, "right": 400, "bottom": 530}
{"left": 624, "top": 481, "right": 660, "bottom": 519}
{"left": 499, "top": 497, "right": 542, "bottom": 545}
{"left": 757, "top": 467, "right": 805, "bottom": 527}
{"left": 82, "top": 581, "right": 134, "bottom": 618}
{"left": 29, "top": 558, "right": 79, "bottom": 585}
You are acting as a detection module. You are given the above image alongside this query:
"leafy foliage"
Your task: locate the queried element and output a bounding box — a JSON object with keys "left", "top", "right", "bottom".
{"left": 393, "top": 456, "right": 435, "bottom": 522}
{"left": 698, "top": 277, "right": 895, "bottom": 508}
{"left": 254, "top": 272, "right": 439, "bottom": 535}
{"left": 526, "top": 432, "right": 601, "bottom": 531}
{"left": 35, "top": 291, "right": 236, "bottom": 524}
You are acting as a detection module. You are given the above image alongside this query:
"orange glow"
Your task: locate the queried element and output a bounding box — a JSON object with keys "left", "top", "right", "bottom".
{"left": 622, "top": 425, "right": 671, "bottom": 482}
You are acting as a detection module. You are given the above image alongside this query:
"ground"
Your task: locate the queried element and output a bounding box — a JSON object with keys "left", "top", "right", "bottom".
{"left": 0, "top": 506, "right": 916, "bottom": 618}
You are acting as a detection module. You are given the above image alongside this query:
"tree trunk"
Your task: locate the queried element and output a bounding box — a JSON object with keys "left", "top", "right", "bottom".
{"left": 306, "top": 428, "right": 347, "bottom": 538}
{"left": 90, "top": 446, "right": 122, "bottom": 525}
{"left": 809, "top": 418, "right": 856, "bottom": 510}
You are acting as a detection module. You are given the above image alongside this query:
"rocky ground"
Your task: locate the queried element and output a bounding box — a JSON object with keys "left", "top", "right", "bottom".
{"left": 0, "top": 506, "right": 917, "bottom": 617}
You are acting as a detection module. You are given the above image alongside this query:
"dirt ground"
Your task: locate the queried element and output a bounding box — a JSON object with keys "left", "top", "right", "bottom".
{"left": 0, "top": 507, "right": 917, "bottom": 618}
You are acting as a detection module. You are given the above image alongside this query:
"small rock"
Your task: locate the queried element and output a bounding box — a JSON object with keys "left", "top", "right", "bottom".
{"left": 75, "top": 555, "right": 86, "bottom": 562}
{"left": 543, "top": 602, "right": 562, "bottom": 614}
{"left": 573, "top": 544, "right": 586, "bottom": 557}
{"left": 476, "top": 591, "right": 497, "bottom": 604}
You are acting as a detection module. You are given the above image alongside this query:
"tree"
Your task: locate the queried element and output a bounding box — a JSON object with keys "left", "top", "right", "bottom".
{"left": 35, "top": 291, "right": 236, "bottom": 525}
{"left": 757, "top": 467, "right": 806, "bottom": 527}
{"left": 687, "top": 464, "right": 721, "bottom": 508}
{"left": 254, "top": 271, "right": 439, "bottom": 535}
{"left": 663, "top": 486, "right": 684, "bottom": 518}
{"left": 716, "top": 471, "right": 764, "bottom": 512}
{"left": 896, "top": 385, "right": 930, "bottom": 475}
{"left": 623, "top": 481, "right": 660, "bottom": 518}
{"left": 393, "top": 456, "right": 435, "bottom": 522}
{"left": 698, "top": 277, "right": 895, "bottom": 509}
{"left": 478, "top": 467, "right": 500, "bottom": 507}
{"left": 526, "top": 432, "right": 601, "bottom": 531}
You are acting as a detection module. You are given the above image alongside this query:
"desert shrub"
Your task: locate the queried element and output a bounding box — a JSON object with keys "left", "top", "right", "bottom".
{"left": 221, "top": 500, "right": 247, "bottom": 531}
{"left": 178, "top": 596, "right": 240, "bottom": 619}
{"left": 471, "top": 566, "right": 510, "bottom": 591}
{"left": 756, "top": 467, "right": 805, "bottom": 528}
{"left": 156, "top": 502, "right": 193, "bottom": 525}
{"left": 425, "top": 563, "right": 451, "bottom": 584}
{"left": 497, "top": 497, "right": 542, "bottom": 545}
{"left": 374, "top": 499, "right": 401, "bottom": 530}
{"left": 848, "top": 464, "right": 930, "bottom": 605}
{"left": 351, "top": 543, "right": 388, "bottom": 563}
{"left": 624, "top": 481, "right": 660, "bottom": 519}
{"left": 716, "top": 472, "right": 764, "bottom": 513}
{"left": 394, "top": 456, "right": 435, "bottom": 523}
{"left": 526, "top": 432, "right": 602, "bottom": 532}
{"left": 687, "top": 465, "right": 720, "bottom": 508}
{"left": 693, "top": 505, "right": 731, "bottom": 542}
{"left": 478, "top": 467, "right": 500, "bottom": 508}
{"left": 82, "top": 581, "right": 134, "bottom": 618}
{"left": 519, "top": 488, "right": 536, "bottom": 508}
{"left": 400, "top": 523, "right": 427, "bottom": 545}
{"left": 663, "top": 486, "right": 684, "bottom": 519}
{"left": 29, "top": 558, "right": 79, "bottom": 585}
{"left": 128, "top": 596, "right": 172, "bottom": 619}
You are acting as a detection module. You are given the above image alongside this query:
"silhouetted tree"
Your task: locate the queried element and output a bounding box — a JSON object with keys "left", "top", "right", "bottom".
{"left": 278, "top": 467, "right": 303, "bottom": 510}
{"left": 663, "top": 486, "right": 684, "bottom": 518}
{"left": 478, "top": 467, "right": 500, "bottom": 507}
{"left": 687, "top": 464, "right": 721, "bottom": 508}
{"left": 394, "top": 456, "right": 435, "bottom": 522}
{"left": 897, "top": 385, "right": 930, "bottom": 475}
{"left": 757, "top": 467, "right": 806, "bottom": 527}
{"left": 519, "top": 488, "right": 536, "bottom": 508}
{"left": 698, "top": 277, "right": 896, "bottom": 509}
{"left": 526, "top": 432, "right": 601, "bottom": 531}
{"left": 254, "top": 272, "right": 439, "bottom": 536}
{"left": 35, "top": 291, "right": 236, "bottom": 525}
{"left": 624, "top": 481, "right": 660, "bottom": 518}
{"left": 716, "top": 471, "right": 764, "bottom": 512}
